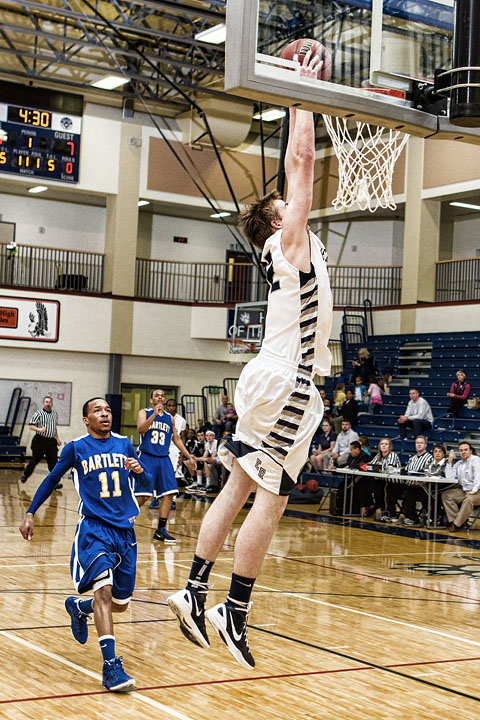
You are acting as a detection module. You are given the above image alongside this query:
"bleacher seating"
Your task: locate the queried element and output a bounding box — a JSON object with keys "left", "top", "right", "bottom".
{"left": 326, "top": 330, "right": 480, "bottom": 461}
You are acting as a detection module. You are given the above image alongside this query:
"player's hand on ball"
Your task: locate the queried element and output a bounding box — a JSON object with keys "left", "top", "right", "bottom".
{"left": 125, "top": 457, "right": 143, "bottom": 473}
{"left": 19, "top": 513, "right": 34, "bottom": 540}
{"left": 296, "top": 50, "right": 323, "bottom": 78}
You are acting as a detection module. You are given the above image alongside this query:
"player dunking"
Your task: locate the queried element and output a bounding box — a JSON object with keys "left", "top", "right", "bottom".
{"left": 135, "top": 388, "right": 196, "bottom": 543}
{"left": 19, "top": 398, "right": 151, "bottom": 691}
{"left": 168, "top": 51, "right": 333, "bottom": 668}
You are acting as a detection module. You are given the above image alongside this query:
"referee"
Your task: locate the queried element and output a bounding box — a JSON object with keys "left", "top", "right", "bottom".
{"left": 21, "top": 395, "right": 62, "bottom": 488}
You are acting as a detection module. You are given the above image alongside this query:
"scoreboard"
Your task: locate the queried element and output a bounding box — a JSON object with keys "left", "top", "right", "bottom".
{"left": 0, "top": 100, "right": 82, "bottom": 183}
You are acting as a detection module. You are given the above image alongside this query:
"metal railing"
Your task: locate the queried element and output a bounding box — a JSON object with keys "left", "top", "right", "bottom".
{"left": 435, "top": 257, "right": 480, "bottom": 302}
{"left": 136, "top": 259, "right": 402, "bottom": 306}
{"left": 0, "top": 243, "right": 104, "bottom": 293}
{"left": 135, "top": 258, "right": 266, "bottom": 304}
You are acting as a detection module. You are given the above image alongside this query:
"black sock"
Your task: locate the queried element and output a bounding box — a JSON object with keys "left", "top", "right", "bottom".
{"left": 227, "top": 572, "right": 255, "bottom": 608}
{"left": 157, "top": 517, "right": 167, "bottom": 530}
{"left": 186, "top": 554, "right": 214, "bottom": 592}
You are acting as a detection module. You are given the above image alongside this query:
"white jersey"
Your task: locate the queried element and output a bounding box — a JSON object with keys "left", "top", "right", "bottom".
{"left": 169, "top": 413, "right": 186, "bottom": 470}
{"left": 260, "top": 229, "right": 333, "bottom": 376}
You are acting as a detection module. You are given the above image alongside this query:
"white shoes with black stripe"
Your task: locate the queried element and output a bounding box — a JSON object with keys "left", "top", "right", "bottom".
{"left": 206, "top": 602, "right": 255, "bottom": 669}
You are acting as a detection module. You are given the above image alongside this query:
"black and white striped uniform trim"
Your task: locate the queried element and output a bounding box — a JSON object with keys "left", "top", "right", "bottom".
{"left": 29, "top": 409, "right": 58, "bottom": 438}
{"left": 405, "top": 452, "right": 433, "bottom": 473}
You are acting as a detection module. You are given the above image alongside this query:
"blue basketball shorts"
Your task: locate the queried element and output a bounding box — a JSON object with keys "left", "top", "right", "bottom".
{"left": 134, "top": 452, "right": 177, "bottom": 498}
{"left": 71, "top": 516, "right": 137, "bottom": 602}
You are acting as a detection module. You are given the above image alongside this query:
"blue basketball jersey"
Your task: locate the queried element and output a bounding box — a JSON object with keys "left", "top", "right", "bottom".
{"left": 138, "top": 408, "right": 173, "bottom": 457}
{"left": 28, "top": 432, "right": 149, "bottom": 529}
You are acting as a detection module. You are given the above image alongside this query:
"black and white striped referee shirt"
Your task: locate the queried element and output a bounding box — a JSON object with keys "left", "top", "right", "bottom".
{"left": 29, "top": 409, "right": 58, "bottom": 438}
{"left": 405, "top": 451, "right": 433, "bottom": 473}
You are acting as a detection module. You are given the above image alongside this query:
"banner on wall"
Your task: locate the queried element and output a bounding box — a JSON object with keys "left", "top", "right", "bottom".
{"left": 0, "top": 295, "right": 60, "bottom": 342}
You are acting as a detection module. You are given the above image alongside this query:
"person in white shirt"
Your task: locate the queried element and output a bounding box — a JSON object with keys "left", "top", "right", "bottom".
{"left": 442, "top": 442, "right": 480, "bottom": 531}
{"left": 329, "top": 420, "right": 359, "bottom": 467}
{"left": 166, "top": 398, "right": 187, "bottom": 477}
{"left": 397, "top": 388, "right": 433, "bottom": 439}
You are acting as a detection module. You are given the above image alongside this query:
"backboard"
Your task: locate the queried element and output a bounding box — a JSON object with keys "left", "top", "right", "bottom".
{"left": 225, "top": 0, "right": 480, "bottom": 143}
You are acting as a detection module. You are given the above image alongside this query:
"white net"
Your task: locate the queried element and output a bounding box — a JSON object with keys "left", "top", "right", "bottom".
{"left": 322, "top": 115, "right": 409, "bottom": 212}
{"left": 228, "top": 339, "right": 258, "bottom": 365}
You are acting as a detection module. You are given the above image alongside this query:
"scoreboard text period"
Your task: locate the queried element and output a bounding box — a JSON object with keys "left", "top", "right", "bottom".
{"left": 0, "top": 102, "right": 82, "bottom": 183}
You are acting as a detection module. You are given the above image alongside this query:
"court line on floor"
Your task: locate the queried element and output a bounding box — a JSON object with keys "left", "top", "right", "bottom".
{"left": 286, "top": 550, "right": 480, "bottom": 559}
{"left": 0, "top": 630, "right": 193, "bottom": 720}
{"left": 167, "top": 560, "right": 480, "bottom": 647}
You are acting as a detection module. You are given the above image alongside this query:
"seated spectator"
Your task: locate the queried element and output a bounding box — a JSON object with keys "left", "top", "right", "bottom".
{"left": 201, "top": 430, "right": 222, "bottom": 493}
{"left": 185, "top": 430, "right": 206, "bottom": 492}
{"left": 329, "top": 420, "right": 359, "bottom": 467}
{"left": 213, "top": 394, "right": 229, "bottom": 438}
{"left": 318, "top": 388, "right": 333, "bottom": 418}
{"left": 333, "top": 383, "right": 346, "bottom": 415}
{"left": 385, "top": 435, "right": 433, "bottom": 525}
{"left": 359, "top": 437, "right": 400, "bottom": 518}
{"left": 397, "top": 388, "right": 433, "bottom": 439}
{"left": 343, "top": 440, "right": 370, "bottom": 470}
{"left": 427, "top": 444, "right": 447, "bottom": 476}
{"left": 181, "top": 428, "right": 197, "bottom": 484}
{"left": 366, "top": 376, "right": 383, "bottom": 415}
{"left": 353, "top": 375, "right": 366, "bottom": 403}
{"left": 442, "top": 442, "right": 480, "bottom": 532}
{"left": 447, "top": 369, "right": 470, "bottom": 418}
{"left": 351, "top": 347, "right": 375, "bottom": 383}
{"left": 310, "top": 418, "right": 337, "bottom": 472}
{"left": 379, "top": 373, "right": 393, "bottom": 395}
{"left": 359, "top": 434, "right": 372, "bottom": 457}
{"left": 224, "top": 402, "right": 238, "bottom": 432}
{"left": 333, "top": 389, "right": 358, "bottom": 432}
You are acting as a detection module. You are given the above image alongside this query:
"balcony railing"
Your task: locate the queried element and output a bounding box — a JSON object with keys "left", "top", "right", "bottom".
{"left": 136, "top": 258, "right": 402, "bottom": 306}
{"left": 0, "top": 243, "right": 104, "bottom": 293}
{"left": 435, "top": 257, "right": 480, "bottom": 302}
{"left": 135, "top": 258, "right": 266, "bottom": 304}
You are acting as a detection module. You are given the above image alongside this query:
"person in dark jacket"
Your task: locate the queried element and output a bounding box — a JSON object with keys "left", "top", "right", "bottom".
{"left": 333, "top": 389, "right": 358, "bottom": 432}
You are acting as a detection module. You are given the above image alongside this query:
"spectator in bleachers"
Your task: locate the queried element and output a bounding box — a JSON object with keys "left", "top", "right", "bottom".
{"left": 319, "top": 388, "right": 333, "bottom": 418}
{"left": 351, "top": 347, "right": 375, "bottom": 383}
{"left": 333, "top": 389, "right": 358, "bottom": 432}
{"left": 310, "top": 417, "right": 337, "bottom": 472}
{"left": 443, "top": 442, "right": 480, "bottom": 532}
{"left": 181, "top": 428, "right": 198, "bottom": 485}
{"left": 366, "top": 376, "right": 383, "bottom": 415}
{"left": 384, "top": 435, "right": 433, "bottom": 525}
{"left": 329, "top": 420, "right": 359, "bottom": 467}
{"left": 224, "top": 402, "right": 238, "bottom": 432}
{"left": 185, "top": 430, "right": 206, "bottom": 492}
{"left": 333, "top": 383, "right": 346, "bottom": 415}
{"left": 397, "top": 388, "right": 433, "bottom": 439}
{"left": 359, "top": 434, "right": 372, "bottom": 457}
{"left": 446, "top": 369, "right": 470, "bottom": 418}
{"left": 353, "top": 375, "right": 366, "bottom": 403}
{"left": 213, "top": 394, "right": 229, "bottom": 438}
{"left": 379, "top": 373, "right": 392, "bottom": 395}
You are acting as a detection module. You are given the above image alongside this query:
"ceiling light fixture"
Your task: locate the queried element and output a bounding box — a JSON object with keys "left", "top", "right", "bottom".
{"left": 138, "top": 200, "right": 150, "bottom": 207}
{"left": 91, "top": 75, "right": 129, "bottom": 90}
{"left": 252, "top": 108, "right": 286, "bottom": 122}
{"left": 28, "top": 186, "right": 48, "bottom": 194}
{"left": 449, "top": 201, "right": 480, "bottom": 211}
{"left": 194, "top": 23, "right": 226, "bottom": 44}
{"left": 210, "top": 211, "right": 231, "bottom": 218}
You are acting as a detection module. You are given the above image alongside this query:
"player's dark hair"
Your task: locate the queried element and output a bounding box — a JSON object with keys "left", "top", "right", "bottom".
{"left": 238, "top": 189, "right": 282, "bottom": 250}
{"left": 82, "top": 397, "right": 104, "bottom": 417}
{"left": 350, "top": 441, "right": 361, "bottom": 450}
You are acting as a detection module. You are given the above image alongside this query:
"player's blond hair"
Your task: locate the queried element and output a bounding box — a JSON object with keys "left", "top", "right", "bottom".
{"left": 238, "top": 190, "right": 282, "bottom": 250}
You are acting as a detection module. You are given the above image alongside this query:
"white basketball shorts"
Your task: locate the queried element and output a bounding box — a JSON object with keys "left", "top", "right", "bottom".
{"left": 220, "top": 350, "right": 323, "bottom": 495}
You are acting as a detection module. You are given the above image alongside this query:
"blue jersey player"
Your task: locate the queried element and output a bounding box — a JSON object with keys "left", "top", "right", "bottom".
{"left": 135, "top": 388, "right": 196, "bottom": 543}
{"left": 19, "top": 397, "right": 151, "bottom": 692}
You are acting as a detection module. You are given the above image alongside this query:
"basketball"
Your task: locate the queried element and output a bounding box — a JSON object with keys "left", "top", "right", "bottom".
{"left": 305, "top": 478, "right": 319, "bottom": 493}
{"left": 281, "top": 38, "right": 332, "bottom": 82}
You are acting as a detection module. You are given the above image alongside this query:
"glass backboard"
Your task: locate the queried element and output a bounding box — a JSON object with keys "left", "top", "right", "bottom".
{"left": 225, "top": 0, "right": 480, "bottom": 143}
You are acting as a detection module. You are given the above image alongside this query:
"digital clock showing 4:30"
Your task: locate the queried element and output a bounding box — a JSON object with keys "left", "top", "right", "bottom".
{"left": 0, "top": 102, "right": 82, "bottom": 183}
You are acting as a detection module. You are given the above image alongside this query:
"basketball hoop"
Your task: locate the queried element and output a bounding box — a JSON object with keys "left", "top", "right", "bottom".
{"left": 228, "top": 338, "right": 258, "bottom": 365}
{"left": 323, "top": 92, "right": 409, "bottom": 212}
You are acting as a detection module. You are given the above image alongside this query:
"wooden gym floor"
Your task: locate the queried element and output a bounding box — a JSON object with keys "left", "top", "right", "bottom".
{"left": 2, "top": 464, "right": 480, "bottom": 720}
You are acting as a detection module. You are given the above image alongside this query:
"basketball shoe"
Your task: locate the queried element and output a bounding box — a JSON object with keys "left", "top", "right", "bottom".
{"left": 102, "top": 656, "right": 135, "bottom": 692}
{"left": 206, "top": 601, "right": 255, "bottom": 669}
{"left": 167, "top": 588, "right": 210, "bottom": 649}
{"left": 65, "top": 596, "right": 88, "bottom": 644}
{"left": 153, "top": 527, "right": 176, "bottom": 543}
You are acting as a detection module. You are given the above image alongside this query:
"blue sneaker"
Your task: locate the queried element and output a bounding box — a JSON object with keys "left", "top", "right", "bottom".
{"left": 149, "top": 497, "right": 159, "bottom": 509}
{"left": 65, "top": 596, "right": 88, "bottom": 644}
{"left": 153, "top": 527, "right": 176, "bottom": 543}
{"left": 171, "top": 499, "right": 176, "bottom": 510}
{"left": 102, "top": 656, "right": 135, "bottom": 692}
